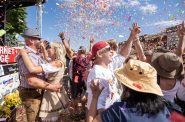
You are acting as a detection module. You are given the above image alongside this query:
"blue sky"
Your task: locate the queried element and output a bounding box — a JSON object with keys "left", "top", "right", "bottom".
{"left": 25, "top": 0, "right": 185, "bottom": 50}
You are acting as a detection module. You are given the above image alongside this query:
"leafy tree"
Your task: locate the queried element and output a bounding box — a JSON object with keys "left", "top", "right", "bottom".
{"left": 5, "top": 7, "right": 27, "bottom": 46}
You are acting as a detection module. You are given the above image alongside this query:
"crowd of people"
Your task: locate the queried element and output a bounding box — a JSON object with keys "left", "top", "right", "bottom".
{"left": 15, "top": 21, "right": 185, "bottom": 122}
{"left": 140, "top": 36, "right": 167, "bottom": 51}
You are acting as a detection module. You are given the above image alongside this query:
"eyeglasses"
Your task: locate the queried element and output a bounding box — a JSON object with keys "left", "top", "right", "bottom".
{"left": 46, "top": 45, "right": 51, "bottom": 50}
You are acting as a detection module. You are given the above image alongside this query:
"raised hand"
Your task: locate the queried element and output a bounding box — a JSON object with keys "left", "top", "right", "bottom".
{"left": 90, "top": 79, "right": 104, "bottom": 99}
{"left": 40, "top": 41, "right": 45, "bottom": 49}
{"left": 90, "top": 35, "right": 95, "bottom": 44}
{"left": 177, "top": 21, "right": 185, "bottom": 39}
{"left": 59, "top": 32, "right": 65, "bottom": 40}
{"left": 68, "top": 38, "right": 70, "bottom": 45}
{"left": 130, "top": 23, "right": 141, "bottom": 39}
{"left": 43, "top": 40, "right": 49, "bottom": 47}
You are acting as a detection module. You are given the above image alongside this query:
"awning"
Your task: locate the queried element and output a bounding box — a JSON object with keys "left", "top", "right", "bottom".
{"left": 0, "top": 0, "right": 46, "bottom": 10}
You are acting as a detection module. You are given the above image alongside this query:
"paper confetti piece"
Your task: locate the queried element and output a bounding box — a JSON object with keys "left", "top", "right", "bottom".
{"left": 119, "top": 35, "right": 124, "bottom": 38}
{"left": 175, "top": 3, "right": 179, "bottom": 7}
{"left": 128, "top": 16, "right": 132, "bottom": 22}
{"left": 180, "top": 10, "right": 185, "bottom": 14}
{"left": 169, "top": 15, "right": 176, "bottom": 21}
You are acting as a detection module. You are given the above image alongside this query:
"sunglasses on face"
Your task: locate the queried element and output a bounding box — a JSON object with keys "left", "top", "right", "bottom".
{"left": 100, "top": 46, "right": 111, "bottom": 54}
{"left": 45, "top": 44, "right": 51, "bottom": 50}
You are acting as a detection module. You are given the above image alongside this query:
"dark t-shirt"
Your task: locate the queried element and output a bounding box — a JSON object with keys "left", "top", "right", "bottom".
{"left": 72, "top": 55, "right": 91, "bottom": 81}
{"left": 101, "top": 102, "right": 170, "bottom": 122}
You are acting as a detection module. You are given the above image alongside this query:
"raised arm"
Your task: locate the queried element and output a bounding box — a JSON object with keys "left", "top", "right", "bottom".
{"left": 89, "top": 36, "right": 95, "bottom": 52}
{"left": 68, "top": 38, "right": 71, "bottom": 49}
{"left": 176, "top": 21, "right": 185, "bottom": 58}
{"left": 41, "top": 40, "right": 50, "bottom": 62}
{"left": 133, "top": 30, "right": 146, "bottom": 61}
{"left": 134, "top": 39, "right": 146, "bottom": 61}
{"left": 119, "top": 23, "right": 141, "bottom": 58}
{"left": 19, "top": 49, "right": 62, "bottom": 74}
{"left": 59, "top": 32, "right": 74, "bottom": 59}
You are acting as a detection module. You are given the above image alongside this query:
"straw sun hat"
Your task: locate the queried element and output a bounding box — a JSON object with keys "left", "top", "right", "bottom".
{"left": 114, "top": 59, "right": 163, "bottom": 96}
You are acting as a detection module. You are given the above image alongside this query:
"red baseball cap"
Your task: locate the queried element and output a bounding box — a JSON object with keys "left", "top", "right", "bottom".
{"left": 91, "top": 41, "right": 109, "bottom": 59}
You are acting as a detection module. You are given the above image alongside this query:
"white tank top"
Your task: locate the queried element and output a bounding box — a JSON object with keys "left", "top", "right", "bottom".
{"left": 177, "top": 78, "right": 185, "bottom": 101}
{"left": 162, "top": 80, "right": 180, "bottom": 102}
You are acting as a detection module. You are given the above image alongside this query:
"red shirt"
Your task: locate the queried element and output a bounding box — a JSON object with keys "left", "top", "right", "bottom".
{"left": 72, "top": 54, "right": 91, "bottom": 81}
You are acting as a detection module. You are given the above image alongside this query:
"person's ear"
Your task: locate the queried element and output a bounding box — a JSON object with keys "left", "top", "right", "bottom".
{"left": 29, "top": 39, "right": 34, "bottom": 44}
{"left": 96, "top": 51, "right": 102, "bottom": 58}
{"left": 26, "top": 39, "right": 32, "bottom": 45}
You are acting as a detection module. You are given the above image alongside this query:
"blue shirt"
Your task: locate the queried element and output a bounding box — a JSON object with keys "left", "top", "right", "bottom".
{"left": 101, "top": 102, "right": 170, "bottom": 122}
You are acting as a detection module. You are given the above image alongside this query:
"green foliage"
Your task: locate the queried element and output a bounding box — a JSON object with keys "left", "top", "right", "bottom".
{"left": 5, "top": 7, "right": 27, "bottom": 46}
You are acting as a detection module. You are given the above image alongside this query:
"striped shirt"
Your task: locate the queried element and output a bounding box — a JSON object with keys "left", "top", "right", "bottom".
{"left": 16, "top": 46, "right": 45, "bottom": 88}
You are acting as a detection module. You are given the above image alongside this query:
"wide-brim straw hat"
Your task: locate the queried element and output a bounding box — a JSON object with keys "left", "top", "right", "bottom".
{"left": 114, "top": 59, "right": 163, "bottom": 96}
{"left": 151, "top": 52, "right": 184, "bottom": 79}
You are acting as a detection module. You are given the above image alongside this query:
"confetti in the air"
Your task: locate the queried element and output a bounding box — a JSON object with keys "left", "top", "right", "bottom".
{"left": 119, "top": 35, "right": 124, "bottom": 38}
{"left": 47, "top": 0, "right": 185, "bottom": 48}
